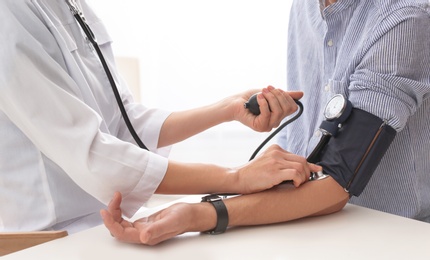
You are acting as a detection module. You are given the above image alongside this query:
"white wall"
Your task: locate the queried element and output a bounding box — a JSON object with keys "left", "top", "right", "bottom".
{"left": 87, "top": 0, "right": 292, "bottom": 166}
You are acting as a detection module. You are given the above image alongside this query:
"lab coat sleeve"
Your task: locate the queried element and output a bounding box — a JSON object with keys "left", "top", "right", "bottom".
{"left": 0, "top": 3, "right": 168, "bottom": 217}
{"left": 115, "top": 75, "right": 172, "bottom": 157}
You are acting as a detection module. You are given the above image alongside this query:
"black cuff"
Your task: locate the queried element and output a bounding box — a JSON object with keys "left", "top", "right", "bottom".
{"left": 318, "top": 108, "right": 396, "bottom": 196}
{"left": 201, "top": 194, "right": 229, "bottom": 234}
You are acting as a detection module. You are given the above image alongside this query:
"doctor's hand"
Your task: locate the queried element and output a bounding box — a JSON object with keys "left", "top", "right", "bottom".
{"left": 101, "top": 192, "right": 206, "bottom": 246}
{"left": 233, "top": 144, "right": 320, "bottom": 193}
{"left": 230, "top": 86, "right": 303, "bottom": 132}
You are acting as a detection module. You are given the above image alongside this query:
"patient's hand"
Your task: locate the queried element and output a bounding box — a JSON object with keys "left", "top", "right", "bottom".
{"left": 100, "top": 192, "right": 208, "bottom": 245}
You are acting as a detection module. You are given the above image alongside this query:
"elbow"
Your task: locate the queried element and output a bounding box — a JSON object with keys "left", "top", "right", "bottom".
{"left": 311, "top": 193, "right": 349, "bottom": 217}
{"left": 309, "top": 177, "right": 350, "bottom": 217}
{"left": 327, "top": 194, "right": 349, "bottom": 215}
{"left": 325, "top": 179, "right": 350, "bottom": 215}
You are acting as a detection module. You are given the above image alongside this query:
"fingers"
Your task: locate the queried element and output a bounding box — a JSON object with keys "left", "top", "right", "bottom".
{"left": 100, "top": 209, "right": 118, "bottom": 235}
{"left": 308, "top": 163, "right": 323, "bottom": 173}
{"left": 265, "top": 86, "right": 296, "bottom": 116}
{"left": 137, "top": 219, "right": 179, "bottom": 246}
{"left": 108, "top": 191, "right": 123, "bottom": 221}
{"left": 279, "top": 154, "right": 311, "bottom": 187}
{"left": 101, "top": 191, "right": 144, "bottom": 244}
{"left": 241, "top": 86, "right": 302, "bottom": 132}
{"left": 286, "top": 91, "right": 304, "bottom": 101}
{"left": 101, "top": 192, "right": 192, "bottom": 246}
{"left": 108, "top": 191, "right": 121, "bottom": 211}
{"left": 258, "top": 86, "right": 300, "bottom": 129}
{"left": 136, "top": 204, "right": 189, "bottom": 246}
{"left": 100, "top": 209, "right": 142, "bottom": 244}
{"left": 255, "top": 89, "right": 270, "bottom": 116}
{"left": 263, "top": 145, "right": 319, "bottom": 187}
{"left": 278, "top": 155, "right": 324, "bottom": 187}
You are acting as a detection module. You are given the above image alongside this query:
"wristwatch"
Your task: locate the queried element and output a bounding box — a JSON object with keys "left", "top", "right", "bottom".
{"left": 307, "top": 94, "right": 352, "bottom": 163}
{"left": 201, "top": 194, "right": 229, "bottom": 235}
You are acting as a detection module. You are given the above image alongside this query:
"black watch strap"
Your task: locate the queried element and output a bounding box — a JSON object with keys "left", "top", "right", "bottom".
{"left": 201, "top": 194, "right": 229, "bottom": 235}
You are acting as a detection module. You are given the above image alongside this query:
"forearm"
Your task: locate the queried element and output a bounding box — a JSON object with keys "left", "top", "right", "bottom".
{"left": 229, "top": 177, "right": 348, "bottom": 225}
{"left": 158, "top": 98, "right": 234, "bottom": 147}
{"left": 155, "top": 160, "right": 235, "bottom": 194}
{"left": 157, "top": 88, "right": 303, "bottom": 147}
{"left": 194, "top": 177, "right": 349, "bottom": 231}
{"left": 155, "top": 145, "right": 321, "bottom": 195}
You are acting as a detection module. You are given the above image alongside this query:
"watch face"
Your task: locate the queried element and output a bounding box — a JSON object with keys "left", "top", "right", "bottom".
{"left": 324, "top": 94, "right": 346, "bottom": 120}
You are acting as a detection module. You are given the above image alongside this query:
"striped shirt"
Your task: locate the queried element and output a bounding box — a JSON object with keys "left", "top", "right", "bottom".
{"left": 278, "top": 0, "right": 430, "bottom": 222}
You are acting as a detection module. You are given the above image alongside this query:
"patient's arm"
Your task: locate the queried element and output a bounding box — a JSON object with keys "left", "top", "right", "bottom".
{"left": 101, "top": 177, "right": 349, "bottom": 245}
{"left": 223, "top": 176, "right": 348, "bottom": 226}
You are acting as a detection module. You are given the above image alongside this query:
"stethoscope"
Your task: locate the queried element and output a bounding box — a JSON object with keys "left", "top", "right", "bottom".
{"left": 65, "top": 0, "right": 352, "bottom": 184}
{"left": 65, "top": 0, "right": 149, "bottom": 150}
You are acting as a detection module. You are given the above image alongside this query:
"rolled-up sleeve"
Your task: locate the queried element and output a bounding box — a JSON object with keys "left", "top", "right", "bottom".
{"left": 349, "top": 6, "right": 430, "bottom": 131}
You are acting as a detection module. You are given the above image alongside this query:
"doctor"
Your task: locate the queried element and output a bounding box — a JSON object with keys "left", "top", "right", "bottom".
{"left": 0, "top": 0, "right": 317, "bottom": 233}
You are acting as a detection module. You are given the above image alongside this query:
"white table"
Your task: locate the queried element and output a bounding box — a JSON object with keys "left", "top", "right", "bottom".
{"left": 3, "top": 195, "right": 430, "bottom": 260}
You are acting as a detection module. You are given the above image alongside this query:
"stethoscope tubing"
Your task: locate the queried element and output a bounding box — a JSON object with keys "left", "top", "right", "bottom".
{"left": 70, "top": 9, "right": 149, "bottom": 150}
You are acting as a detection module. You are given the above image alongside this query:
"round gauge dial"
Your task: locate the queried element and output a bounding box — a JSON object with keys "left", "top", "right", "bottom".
{"left": 324, "top": 94, "right": 347, "bottom": 120}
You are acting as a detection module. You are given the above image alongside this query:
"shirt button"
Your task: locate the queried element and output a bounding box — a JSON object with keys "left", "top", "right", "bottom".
{"left": 324, "top": 84, "right": 330, "bottom": 92}
{"left": 327, "top": 39, "right": 334, "bottom": 47}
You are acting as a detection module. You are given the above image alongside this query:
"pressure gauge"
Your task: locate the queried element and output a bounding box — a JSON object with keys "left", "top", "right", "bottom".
{"left": 324, "top": 94, "right": 352, "bottom": 122}
{"left": 316, "top": 94, "right": 353, "bottom": 138}
{"left": 308, "top": 94, "right": 352, "bottom": 164}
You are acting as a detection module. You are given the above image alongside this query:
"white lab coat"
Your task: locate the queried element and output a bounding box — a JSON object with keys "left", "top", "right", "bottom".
{"left": 0, "top": 0, "right": 171, "bottom": 233}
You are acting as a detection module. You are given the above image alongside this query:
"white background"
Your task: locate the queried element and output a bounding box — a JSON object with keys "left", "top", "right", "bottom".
{"left": 87, "top": 0, "right": 292, "bottom": 166}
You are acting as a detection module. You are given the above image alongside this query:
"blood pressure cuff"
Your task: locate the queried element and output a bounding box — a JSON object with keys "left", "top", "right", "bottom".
{"left": 317, "top": 108, "right": 397, "bottom": 197}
